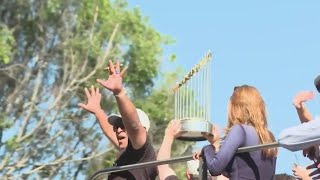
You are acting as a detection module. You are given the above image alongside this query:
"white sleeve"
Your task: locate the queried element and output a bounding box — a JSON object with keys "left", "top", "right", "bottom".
{"left": 279, "top": 120, "right": 320, "bottom": 151}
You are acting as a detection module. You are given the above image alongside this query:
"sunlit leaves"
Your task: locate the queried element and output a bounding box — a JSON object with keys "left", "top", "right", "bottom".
{"left": 0, "top": 25, "right": 15, "bottom": 64}
{"left": 0, "top": 0, "right": 169, "bottom": 178}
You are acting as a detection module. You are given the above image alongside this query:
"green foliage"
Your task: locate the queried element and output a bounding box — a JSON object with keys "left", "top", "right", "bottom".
{"left": 6, "top": 135, "right": 19, "bottom": 151}
{"left": 0, "top": 0, "right": 175, "bottom": 178}
{"left": 0, "top": 25, "right": 15, "bottom": 64}
{"left": 0, "top": 114, "right": 13, "bottom": 129}
{"left": 169, "top": 54, "right": 177, "bottom": 62}
{"left": 0, "top": 0, "right": 193, "bottom": 179}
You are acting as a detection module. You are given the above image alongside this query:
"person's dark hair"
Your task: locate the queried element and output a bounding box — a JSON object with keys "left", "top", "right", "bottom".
{"left": 315, "top": 74, "right": 320, "bottom": 93}
{"left": 275, "top": 173, "right": 296, "bottom": 180}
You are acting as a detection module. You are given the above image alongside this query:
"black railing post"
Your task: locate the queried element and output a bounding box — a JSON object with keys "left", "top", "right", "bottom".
{"left": 199, "top": 157, "right": 208, "bottom": 180}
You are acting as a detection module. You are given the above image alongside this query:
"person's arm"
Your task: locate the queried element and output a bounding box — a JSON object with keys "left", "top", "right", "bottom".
{"left": 292, "top": 91, "right": 320, "bottom": 161}
{"left": 202, "top": 124, "right": 231, "bottom": 179}
{"left": 97, "top": 60, "right": 146, "bottom": 149}
{"left": 78, "top": 86, "right": 119, "bottom": 150}
{"left": 114, "top": 89, "right": 146, "bottom": 149}
{"left": 296, "top": 105, "right": 313, "bottom": 123}
{"left": 202, "top": 124, "right": 245, "bottom": 176}
{"left": 157, "top": 120, "right": 181, "bottom": 180}
{"left": 293, "top": 91, "right": 314, "bottom": 123}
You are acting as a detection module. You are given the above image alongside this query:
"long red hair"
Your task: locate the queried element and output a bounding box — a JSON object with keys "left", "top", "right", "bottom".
{"left": 226, "top": 85, "right": 277, "bottom": 158}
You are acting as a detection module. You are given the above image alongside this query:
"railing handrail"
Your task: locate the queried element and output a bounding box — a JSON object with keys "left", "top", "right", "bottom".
{"left": 89, "top": 142, "right": 280, "bottom": 180}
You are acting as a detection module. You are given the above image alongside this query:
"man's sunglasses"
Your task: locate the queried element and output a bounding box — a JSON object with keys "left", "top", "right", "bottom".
{"left": 113, "top": 123, "right": 125, "bottom": 131}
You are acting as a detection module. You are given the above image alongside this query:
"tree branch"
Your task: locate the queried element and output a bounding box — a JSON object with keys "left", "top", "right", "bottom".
{"left": 23, "top": 147, "right": 113, "bottom": 175}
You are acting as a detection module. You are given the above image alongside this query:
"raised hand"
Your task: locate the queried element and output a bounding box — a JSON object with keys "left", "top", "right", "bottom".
{"left": 193, "top": 150, "right": 202, "bottom": 161}
{"left": 293, "top": 91, "right": 314, "bottom": 109}
{"left": 78, "top": 85, "right": 102, "bottom": 114}
{"left": 201, "top": 124, "right": 220, "bottom": 147}
{"left": 97, "top": 60, "right": 128, "bottom": 95}
{"left": 165, "top": 120, "right": 182, "bottom": 139}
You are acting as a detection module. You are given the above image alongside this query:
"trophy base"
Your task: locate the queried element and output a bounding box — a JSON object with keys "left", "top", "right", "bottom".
{"left": 177, "top": 118, "right": 213, "bottom": 141}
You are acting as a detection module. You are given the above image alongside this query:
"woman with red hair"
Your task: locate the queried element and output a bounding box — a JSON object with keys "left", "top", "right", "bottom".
{"left": 195, "top": 85, "right": 277, "bottom": 179}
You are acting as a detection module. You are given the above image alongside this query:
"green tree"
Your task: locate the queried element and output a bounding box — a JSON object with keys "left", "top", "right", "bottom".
{"left": 0, "top": 25, "right": 15, "bottom": 64}
{"left": 0, "top": 0, "right": 172, "bottom": 179}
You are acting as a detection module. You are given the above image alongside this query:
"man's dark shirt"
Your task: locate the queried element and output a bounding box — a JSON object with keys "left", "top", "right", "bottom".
{"left": 108, "top": 137, "right": 158, "bottom": 180}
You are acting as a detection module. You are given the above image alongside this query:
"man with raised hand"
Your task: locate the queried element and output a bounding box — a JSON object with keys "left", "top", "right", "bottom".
{"left": 291, "top": 74, "right": 320, "bottom": 161}
{"left": 79, "top": 60, "right": 157, "bottom": 180}
{"left": 287, "top": 74, "right": 320, "bottom": 179}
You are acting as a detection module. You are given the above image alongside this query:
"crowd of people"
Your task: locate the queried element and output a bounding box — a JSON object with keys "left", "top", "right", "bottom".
{"left": 79, "top": 60, "right": 320, "bottom": 180}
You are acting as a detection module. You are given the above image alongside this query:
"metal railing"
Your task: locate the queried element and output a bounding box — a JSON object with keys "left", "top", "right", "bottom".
{"left": 89, "top": 142, "right": 280, "bottom": 180}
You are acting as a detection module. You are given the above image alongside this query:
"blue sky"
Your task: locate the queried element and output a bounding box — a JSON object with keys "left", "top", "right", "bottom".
{"left": 128, "top": 0, "right": 320, "bottom": 175}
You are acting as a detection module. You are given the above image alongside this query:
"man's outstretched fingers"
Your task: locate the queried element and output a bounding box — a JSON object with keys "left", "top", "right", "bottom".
{"left": 84, "top": 88, "right": 91, "bottom": 99}
{"left": 115, "top": 60, "right": 120, "bottom": 74}
{"left": 120, "top": 66, "right": 128, "bottom": 77}
{"left": 108, "top": 60, "right": 115, "bottom": 74}
{"left": 90, "top": 85, "right": 95, "bottom": 96}
{"left": 96, "top": 87, "right": 100, "bottom": 95}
